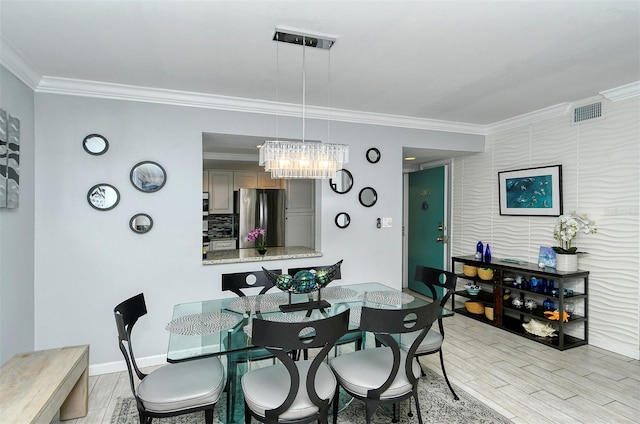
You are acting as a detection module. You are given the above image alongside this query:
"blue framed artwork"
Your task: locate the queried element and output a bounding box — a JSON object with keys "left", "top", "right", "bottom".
{"left": 498, "top": 165, "right": 562, "bottom": 216}
{"left": 538, "top": 246, "right": 557, "bottom": 268}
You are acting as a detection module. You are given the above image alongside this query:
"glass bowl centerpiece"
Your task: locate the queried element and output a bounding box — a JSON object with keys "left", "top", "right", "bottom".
{"left": 262, "top": 260, "right": 343, "bottom": 312}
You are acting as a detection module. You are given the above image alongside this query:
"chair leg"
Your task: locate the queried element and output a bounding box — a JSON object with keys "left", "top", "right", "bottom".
{"left": 365, "top": 400, "right": 378, "bottom": 424}
{"left": 205, "top": 408, "right": 214, "bottom": 424}
{"left": 244, "top": 401, "right": 251, "bottom": 424}
{"left": 413, "top": 393, "right": 424, "bottom": 424}
{"left": 137, "top": 410, "right": 148, "bottom": 424}
{"left": 332, "top": 388, "right": 339, "bottom": 424}
{"left": 439, "top": 349, "right": 459, "bottom": 400}
{"left": 392, "top": 402, "right": 398, "bottom": 423}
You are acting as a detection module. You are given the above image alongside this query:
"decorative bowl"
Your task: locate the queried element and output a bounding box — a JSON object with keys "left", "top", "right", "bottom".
{"left": 263, "top": 260, "right": 343, "bottom": 295}
{"left": 464, "top": 301, "right": 485, "bottom": 315}
{"left": 484, "top": 306, "right": 494, "bottom": 321}
{"left": 463, "top": 265, "right": 478, "bottom": 277}
{"left": 466, "top": 286, "right": 482, "bottom": 296}
{"left": 478, "top": 268, "right": 494, "bottom": 280}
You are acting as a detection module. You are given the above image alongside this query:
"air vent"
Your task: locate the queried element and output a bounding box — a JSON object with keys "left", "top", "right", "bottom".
{"left": 572, "top": 101, "right": 603, "bottom": 124}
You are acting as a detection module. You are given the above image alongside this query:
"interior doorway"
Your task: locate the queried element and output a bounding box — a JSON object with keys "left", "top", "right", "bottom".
{"left": 402, "top": 163, "right": 451, "bottom": 296}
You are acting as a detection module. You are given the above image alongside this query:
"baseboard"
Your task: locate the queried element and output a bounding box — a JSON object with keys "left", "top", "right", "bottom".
{"left": 89, "top": 353, "right": 167, "bottom": 376}
{"left": 589, "top": 337, "right": 640, "bottom": 360}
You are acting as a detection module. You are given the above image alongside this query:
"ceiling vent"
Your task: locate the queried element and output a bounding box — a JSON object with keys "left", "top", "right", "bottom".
{"left": 571, "top": 100, "right": 605, "bottom": 125}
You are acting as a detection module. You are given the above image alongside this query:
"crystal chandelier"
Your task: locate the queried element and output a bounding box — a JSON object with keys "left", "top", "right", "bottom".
{"left": 259, "top": 29, "right": 349, "bottom": 179}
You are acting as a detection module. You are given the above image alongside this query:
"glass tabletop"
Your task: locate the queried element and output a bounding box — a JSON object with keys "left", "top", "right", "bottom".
{"left": 166, "top": 282, "right": 451, "bottom": 363}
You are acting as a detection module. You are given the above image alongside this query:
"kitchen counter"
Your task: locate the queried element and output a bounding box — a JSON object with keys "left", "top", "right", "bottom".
{"left": 203, "top": 246, "right": 322, "bottom": 265}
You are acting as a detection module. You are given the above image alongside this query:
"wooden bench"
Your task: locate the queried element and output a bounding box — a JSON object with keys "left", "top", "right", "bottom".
{"left": 0, "top": 344, "right": 89, "bottom": 423}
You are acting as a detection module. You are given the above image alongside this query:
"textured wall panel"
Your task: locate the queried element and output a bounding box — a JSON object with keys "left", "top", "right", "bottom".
{"left": 451, "top": 97, "right": 640, "bottom": 358}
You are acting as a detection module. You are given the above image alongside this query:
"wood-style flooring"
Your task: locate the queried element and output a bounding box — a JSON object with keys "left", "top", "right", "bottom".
{"left": 54, "top": 293, "right": 639, "bottom": 424}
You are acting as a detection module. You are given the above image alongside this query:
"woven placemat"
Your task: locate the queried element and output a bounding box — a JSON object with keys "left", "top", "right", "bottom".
{"left": 320, "top": 287, "right": 358, "bottom": 300}
{"left": 165, "top": 312, "right": 240, "bottom": 336}
{"left": 358, "top": 290, "right": 414, "bottom": 306}
{"left": 227, "top": 294, "right": 288, "bottom": 313}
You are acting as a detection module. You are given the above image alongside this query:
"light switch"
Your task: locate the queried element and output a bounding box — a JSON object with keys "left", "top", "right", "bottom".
{"left": 382, "top": 217, "right": 392, "bottom": 228}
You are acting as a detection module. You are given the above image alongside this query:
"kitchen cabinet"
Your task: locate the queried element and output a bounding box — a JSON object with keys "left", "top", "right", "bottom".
{"left": 258, "top": 173, "right": 283, "bottom": 189}
{"left": 209, "top": 239, "right": 237, "bottom": 251}
{"left": 451, "top": 255, "right": 588, "bottom": 350}
{"left": 233, "top": 171, "right": 283, "bottom": 190}
{"left": 208, "top": 171, "right": 234, "bottom": 214}
{"left": 202, "top": 171, "right": 209, "bottom": 192}
{"left": 233, "top": 171, "right": 258, "bottom": 190}
{"left": 285, "top": 179, "right": 315, "bottom": 213}
{"left": 285, "top": 179, "right": 316, "bottom": 249}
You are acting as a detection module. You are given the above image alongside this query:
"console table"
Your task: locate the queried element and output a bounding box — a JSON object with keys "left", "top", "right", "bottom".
{"left": 452, "top": 255, "right": 588, "bottom": 350}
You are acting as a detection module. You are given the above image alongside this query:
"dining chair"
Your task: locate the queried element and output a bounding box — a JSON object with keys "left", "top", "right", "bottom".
{"left": 114, "top": 293, "right": 225, "bottom": 424}
{"left": 222, "top": 269, "right": 282, "bottom": 422}
{"left": 287, "top": 263, "right": 363, "bottom": 356}
{"left": 329, "top": 302, "right": 440, "bottom": 424}
{"left": 399, "top": 265, "right": 459, "bottom": 400}
{"left": 241, "top": 309, "right": 350, "bottom": 424}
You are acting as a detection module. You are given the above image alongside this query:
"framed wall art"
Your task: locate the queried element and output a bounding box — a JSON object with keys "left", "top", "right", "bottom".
{"left": 498, "top": 165, "right": 562, "bottom": 216}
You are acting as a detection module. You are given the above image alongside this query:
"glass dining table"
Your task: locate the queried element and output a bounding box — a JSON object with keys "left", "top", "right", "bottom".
{"left": 166, "top": 282, "right": 452, "bottom": 423}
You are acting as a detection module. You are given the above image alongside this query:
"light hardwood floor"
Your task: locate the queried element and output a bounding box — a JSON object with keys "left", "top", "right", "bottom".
{"left": 55, "top": 298, "right": 639, "bottom": 424}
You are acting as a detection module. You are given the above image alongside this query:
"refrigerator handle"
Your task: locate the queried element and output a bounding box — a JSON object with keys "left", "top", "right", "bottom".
{"left": 259, "top": 192, "right": 266, "bottom": 229}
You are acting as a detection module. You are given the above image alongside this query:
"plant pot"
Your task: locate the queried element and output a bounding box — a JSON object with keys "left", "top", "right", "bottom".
{"left": 555, "top": 253, "right": 578, "bottom": 272}
{"left": 257, "top": 248, "right": 267, "bottom": 256}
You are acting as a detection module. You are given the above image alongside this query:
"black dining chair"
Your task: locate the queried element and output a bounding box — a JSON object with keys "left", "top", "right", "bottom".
{"left": 287, "top": 263, "right": 363, "bottom": 356}
{"left": 114, "top": 293, "right": 225, "bottom": 424}
{"left": 329, "top": 302, "right": 440, "bottom": 424}
{"left": 222, "top": 269, "right": 282, "bottom": 422}
{"left": 399, "top": 265, "right": 459, "bottom": 400}
{"left": 241, "top": 309, "right": 350, "bottom": 424}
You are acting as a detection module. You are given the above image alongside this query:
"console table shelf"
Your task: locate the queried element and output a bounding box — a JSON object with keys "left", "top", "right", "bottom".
{"left": 452, "top": 255, "right": 589, "bottom": 351}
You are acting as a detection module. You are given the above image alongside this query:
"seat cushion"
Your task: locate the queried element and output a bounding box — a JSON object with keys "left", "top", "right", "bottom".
{"left": 329, "top": 346, "right": 420, "bottom": 399}
{"left": 242, "top": 360, "right": 336, "bottom": 421}
{"left": 399, "top": 329, "right": 442, "bottom": 354}
{"left": 138, "top": 356, "right": 225, "bottom": 413}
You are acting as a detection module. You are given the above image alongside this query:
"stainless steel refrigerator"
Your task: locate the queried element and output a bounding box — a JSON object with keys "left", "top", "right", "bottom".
{"left": 237, "top": 188, "right": 286, "bottom": 249}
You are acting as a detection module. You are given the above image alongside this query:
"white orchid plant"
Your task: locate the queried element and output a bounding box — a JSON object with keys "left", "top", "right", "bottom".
{"left": 553, "top": 211, "right": 597, "bottom": 254}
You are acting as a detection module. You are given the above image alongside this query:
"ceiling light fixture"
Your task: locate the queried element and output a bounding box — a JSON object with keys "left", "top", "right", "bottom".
{"left": 259, "top": 29, "right": 348, "bottom": 179}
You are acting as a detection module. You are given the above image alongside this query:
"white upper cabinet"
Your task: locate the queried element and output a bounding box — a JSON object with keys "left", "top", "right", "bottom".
{"left": 208, "top": 171, "right": 234, "bottom": 214}
{"left": 233, "top": 171, "right": 258, "bottom": 190}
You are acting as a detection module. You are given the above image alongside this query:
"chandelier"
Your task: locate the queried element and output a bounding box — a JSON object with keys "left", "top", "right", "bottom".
{"left": 259, "top": 29, "right": 349, "bottom": 179}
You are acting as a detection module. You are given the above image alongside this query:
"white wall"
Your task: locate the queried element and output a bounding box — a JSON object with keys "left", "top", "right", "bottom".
{"left": 0, "top": 65, "right": 35, "bottom": 364}
{"left": 451, "top": 97, "right": 640, "bottom": 359}
{"left": 33, "top": 93, "right": 482, "bottom": 370}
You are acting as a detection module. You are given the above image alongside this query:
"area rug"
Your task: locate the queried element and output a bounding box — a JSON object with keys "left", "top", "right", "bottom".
{"left": 111, "top": 367, "right": 511, "bottom": 423}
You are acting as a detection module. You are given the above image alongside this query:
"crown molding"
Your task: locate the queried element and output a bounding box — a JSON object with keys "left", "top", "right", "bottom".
{"left": 599, "top": 81, "right": 640, "bottom": 102}
{"left": 484, "top": 103, "right": 571, "bottom": 135}
{"left": 35, "top": 76, "right": 486, "bottom": 135}
{"left": 0, "top": 36, "right": 41, "bottom": 90}
{"left": 30, "top": 75, "right": 639, "bottom": 137}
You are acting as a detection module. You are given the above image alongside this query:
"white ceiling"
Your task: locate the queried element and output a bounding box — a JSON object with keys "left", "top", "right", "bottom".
{"left": 1, "top": 1, "right": 639, "bottom": 163}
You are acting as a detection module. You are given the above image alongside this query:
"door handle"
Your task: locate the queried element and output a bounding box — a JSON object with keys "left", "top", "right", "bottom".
{"left": 436, "top": 235, "right": 448, "bottom": 243}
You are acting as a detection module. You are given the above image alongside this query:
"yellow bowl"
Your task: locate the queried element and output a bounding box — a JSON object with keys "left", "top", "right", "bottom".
{"left": 465, "top": 301, "right": 485, "bottom": 315}
{"left": 485, "top": 306, "right": 494, "bottom": 321}
{"left": 463, "top": 265, "right": 478, "bottom": 277}
{"left": 478, "top": 268, "right": 494, "bottom": 280}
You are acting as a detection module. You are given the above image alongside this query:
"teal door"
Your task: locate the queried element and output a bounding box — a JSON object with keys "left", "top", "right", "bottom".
{"left": 407, "top": 166, "right": 447, "bottom": 298}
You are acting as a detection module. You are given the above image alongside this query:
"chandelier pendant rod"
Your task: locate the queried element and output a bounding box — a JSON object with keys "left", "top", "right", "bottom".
{"left": 302, "top": 36, "right": 306, "bottom": 143}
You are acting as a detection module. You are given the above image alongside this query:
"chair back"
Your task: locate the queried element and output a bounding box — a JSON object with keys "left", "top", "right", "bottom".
{"left": 222, "top": 270, "right": 281, "bottom": 297}
{"left": 414, "top": 265, "right": 457, "bottom": 308}
{"left": 250, "top": 309, "right": 350, "bottom": 420}
{"left": 113, "top": 293, "right": 148, "bottom": 396}
{"left": 359, "top": 302, "right": 440, "bottom": 399}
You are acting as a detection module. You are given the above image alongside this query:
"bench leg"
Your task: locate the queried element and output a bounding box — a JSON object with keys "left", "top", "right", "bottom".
{"left": 60, "top": 366, "right": 88, "bottom": 420}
